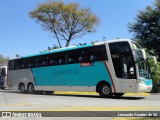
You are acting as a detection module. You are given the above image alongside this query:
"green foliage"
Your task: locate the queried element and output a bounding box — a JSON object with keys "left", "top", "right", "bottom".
{"left": 129, "top": 0, "right": 160, "bottom": 60}
{"left": 29, "top": 0, "right": 99, "bottom": 47}
{"left": 147, "top": 57, "right": 160, "bottom": 92}
{"left": 146, "top": 48, "right": 160, "bottom": 92}
{"left": 0, "top": 55, "right": 7, "bottom": 66}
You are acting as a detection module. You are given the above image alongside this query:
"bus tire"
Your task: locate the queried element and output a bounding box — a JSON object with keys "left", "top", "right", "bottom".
{"left": 19, "top": 83, "right": 26, "bottom": 94}
{"left": 98, "top": 83, "right": 112, "bottom": 98}
{"left": 113, "top": 93, "right": 124, "bottom": 98}
{"left": 27, "top": 83, "right": 34, "bottom": 94}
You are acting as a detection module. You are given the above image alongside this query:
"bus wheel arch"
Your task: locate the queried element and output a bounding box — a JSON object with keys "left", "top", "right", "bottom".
{"left": 96, "top": 81, "right": 112, "bottom": 98}
{"left": 19, "top": 82, "right": 26, "bottom": 93}
{"left": 27, "top": 82, "right": 34, "bottom": 94}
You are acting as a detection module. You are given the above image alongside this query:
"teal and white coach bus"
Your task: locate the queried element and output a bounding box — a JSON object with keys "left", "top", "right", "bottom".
{"left": 7, "top": 39, "right": 153, "bottom": 97}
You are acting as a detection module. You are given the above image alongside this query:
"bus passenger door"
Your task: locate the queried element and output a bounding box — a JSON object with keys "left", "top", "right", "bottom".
{"left": 108, "top": 42, "right": 137, "bottom": 93}
{"left": 120, "top": 53, "right": 137, "bottom": 92}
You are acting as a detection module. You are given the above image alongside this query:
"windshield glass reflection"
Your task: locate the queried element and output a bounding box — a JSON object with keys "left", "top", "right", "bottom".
{"left": 137, "top": 61, "right": 150, "bottom": 79}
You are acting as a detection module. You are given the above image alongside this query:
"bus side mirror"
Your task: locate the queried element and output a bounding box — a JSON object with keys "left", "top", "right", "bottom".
{"left": 140, "top": 49, "right": 147, "bottom": 60}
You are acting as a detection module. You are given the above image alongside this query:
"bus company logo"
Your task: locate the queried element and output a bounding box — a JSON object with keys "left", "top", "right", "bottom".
{"left": 1, "top": 112, "right": 42, "bottom": 118}
{"left": 2, "top": 112, "right": 11, "bottom": 117}
{"left": 51, "top": 69, "right": 79, "bottom": 76}
{"left": 80, "top": 62, "right": 95, "bottom": 67}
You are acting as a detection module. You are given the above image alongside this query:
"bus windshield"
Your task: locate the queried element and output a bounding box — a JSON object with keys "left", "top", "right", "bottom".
{"left": 137, "top": 61, "right": 150, "bottom": 79}
{"left": 131, "top": 41, "right": 150, "bottom": 79}
{"left": 134, "top": 49, "right": 146, "bottom": 61}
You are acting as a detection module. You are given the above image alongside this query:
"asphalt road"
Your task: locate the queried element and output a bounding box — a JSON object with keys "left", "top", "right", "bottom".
{"left": 0, "top": 89, "right": 160, "bottom": 120}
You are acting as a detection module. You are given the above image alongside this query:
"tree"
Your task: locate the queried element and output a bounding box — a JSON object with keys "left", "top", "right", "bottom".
{"left": 147, "top": 55, "right": 160, "bottom": 93}
{"left": 29, "top": 1, "right": 99, "bottom": 48}
{"left": 128, "top": 0, "right": 160, "bottom": 60}
{"left": 0, "top": 55, "right": 7, "bottom": 66}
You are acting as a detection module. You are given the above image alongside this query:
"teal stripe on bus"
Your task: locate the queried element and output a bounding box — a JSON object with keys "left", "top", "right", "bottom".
{"left": 139, "top": 77, "right": 152, "bottom": 86}
{"left": 145, "top": 79, "right": 152, "bottom": 86}
{"left": 31, "top": 62, "right": 112, "bottom": 87}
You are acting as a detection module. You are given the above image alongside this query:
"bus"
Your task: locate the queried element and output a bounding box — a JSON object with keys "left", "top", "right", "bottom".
{"left": 0, "top": 66, "right": 7, "bottom": 89}
{"left": 7, "top": 39, "right": 153, "bottom": 97}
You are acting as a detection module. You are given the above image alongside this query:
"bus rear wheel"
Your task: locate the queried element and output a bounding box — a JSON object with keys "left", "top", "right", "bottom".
{"left": 27, "top": 83, "right": 34, "bottom": 94}
{"left": 98, "top": 83, "right": 112, "bottom": 98}
{"left": 19, "top": 83, "right": 26, "bottom": 93}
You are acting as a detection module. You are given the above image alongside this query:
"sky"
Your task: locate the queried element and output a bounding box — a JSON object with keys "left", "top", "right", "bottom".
{"left": 0, "top": 0, "right": 154, "bottom": 58}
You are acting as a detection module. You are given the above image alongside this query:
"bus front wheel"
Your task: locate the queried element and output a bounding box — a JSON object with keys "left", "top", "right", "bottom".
{"left": 27, "top": 83, "right": 34, "bottom": 94}
{"left": 98, "top": 83, "right": 112, "bottom": 98}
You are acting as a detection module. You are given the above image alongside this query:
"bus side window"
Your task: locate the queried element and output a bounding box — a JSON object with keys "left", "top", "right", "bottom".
{"left": 9, "top": 60, "right": 16, "bottom": 70}
{"left": 68, "top": 50, "right": 84, "bottom": 64}
{"left": 84, "top": 45, "right": 108, "bottom": 62}
{"left": 37, "top": 57, "right": 48, "bottom": 67}
{"left": 79, "top": 56, "right": 83, "bottom": 63}
{"left": 25, "top": 59, "right": 36, "bottom": 68}
{"left": 19, "top": 63, "right": 25, "bottom": 69}
{"left": 78, "top": 50, "right": 85, "bottom": 63}
{"left": 68, "top": 58, "right": 76, "bottom": 63}
{"left": 90, "top": 55, "right": 99, "bottom": 62}
{"left": 50, "top": 59, "right": 58, "bottom": 65}
{"left": 86, "top": 45, "right": 107, "bottom": 62}
{"left": 37, "top": 60, "right": 47, "bottom": 67}
{"left": 17, "top": 59, "right": 25, "bottom": 69}
{"left": 59, "top": 58, "right": 64, "bottom": 64}
{"left": 49, "top": 53, "right": 66, "bottom": 66}
{"left": 42, "top": 61, "right": 48, "bottom": 66}
{"left": 28, "top": 63, "right": 34, "bottom": 68}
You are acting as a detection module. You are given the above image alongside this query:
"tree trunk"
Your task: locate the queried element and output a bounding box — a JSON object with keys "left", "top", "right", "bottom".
{"left": 65, "top": 40, "right": 70, "bottom": 47}
{"left": 65, "top": 35, "right": 72, "bottom": 47}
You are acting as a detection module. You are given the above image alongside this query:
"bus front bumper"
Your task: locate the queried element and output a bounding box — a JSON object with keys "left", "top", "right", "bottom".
{"left": 137, "top": 83, "right": 152, "bottom": 93}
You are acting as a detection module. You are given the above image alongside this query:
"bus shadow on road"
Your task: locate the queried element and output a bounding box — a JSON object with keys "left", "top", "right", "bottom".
{"left": 51, "top": 94, "right": 145, "bottom": 100}
{"left": 112, "top": 96, "right": 145, "bottom": 100}
{"left": 0, "top": 89, "right": 19, "bottom": 93}
{"left": 0, "top": 90, "right": 145, "bottom": 100}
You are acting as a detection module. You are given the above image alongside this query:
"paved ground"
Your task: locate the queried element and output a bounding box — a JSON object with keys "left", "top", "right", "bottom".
{"left": 0, "top": 89, "right": 160, "bottom": 120}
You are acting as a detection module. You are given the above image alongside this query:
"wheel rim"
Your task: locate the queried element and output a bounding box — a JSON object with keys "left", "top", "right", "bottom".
{"left": 28, "top": 84, "right": 34, "bottom": 93}
{"left": 102, "top": 86, "right": 110, "bottom": 95}
{"left": 20, "top": 85, "right": 25, "bottom": 92}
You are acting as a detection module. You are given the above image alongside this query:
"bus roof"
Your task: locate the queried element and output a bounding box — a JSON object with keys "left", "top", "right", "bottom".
{"left": 11, "top": 44, "right": 93, "bottom": 60}
{"left": 93, "top": 39, "right": 132, "bottom": 45}
{"left": 10, "top": 39, "right": 132, "bottom": 60}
